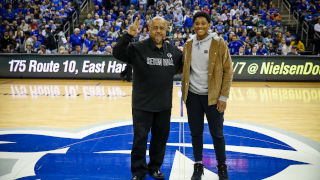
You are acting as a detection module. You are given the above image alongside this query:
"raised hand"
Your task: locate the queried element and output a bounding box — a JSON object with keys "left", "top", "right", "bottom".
{"left": 128, "top": 17, "right": 140, "bottom": 37}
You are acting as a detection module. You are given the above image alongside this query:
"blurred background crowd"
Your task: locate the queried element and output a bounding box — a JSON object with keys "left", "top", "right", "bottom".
{"left": 0, "top": 0, "right": 319, "bottom": 55}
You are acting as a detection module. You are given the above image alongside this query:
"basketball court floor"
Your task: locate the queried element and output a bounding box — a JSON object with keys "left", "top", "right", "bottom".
{"left": 0, "top": 79, "right": 319, "bottom": 180}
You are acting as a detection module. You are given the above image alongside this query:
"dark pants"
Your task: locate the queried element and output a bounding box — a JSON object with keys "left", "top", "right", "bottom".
{"left": 131, "top": 108, "right": 171, "bottom": 176}
{"left": 186, "top": 91, "right": 226, "bottom": 164}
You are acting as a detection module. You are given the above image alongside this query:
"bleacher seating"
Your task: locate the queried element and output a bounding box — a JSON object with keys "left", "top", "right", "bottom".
{"left": 0, "top": 0, "right": 319, "bottom": 55}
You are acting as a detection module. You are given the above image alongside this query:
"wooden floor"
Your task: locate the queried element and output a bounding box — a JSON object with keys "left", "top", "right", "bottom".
{"left": 1, "top": 79, "right": 320, "bottom": 180}
{"left": 0, "top": 79, "right": 319, "bottom": 142}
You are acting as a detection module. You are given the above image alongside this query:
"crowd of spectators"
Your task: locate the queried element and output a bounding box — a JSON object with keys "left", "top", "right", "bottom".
{"left": 291, "top": 0, "right": 320, "bottom": 29}
{"left": 0, "top": 0, "right": 80, "bottom": 54}
{"left": 290, "top": 0, "right": 320, "bottom": 53}
{"left": 1, "top": 0, "right": 319, "bottom": 55}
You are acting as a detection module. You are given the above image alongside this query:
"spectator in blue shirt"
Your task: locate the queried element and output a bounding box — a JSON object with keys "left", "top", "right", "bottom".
{"left": 32, "top": 35, "right": 41, "bottom": 52}
{"left": 94, "top": 5, "right": 102, "bottom": 16}
{"left": 297, "top": 0, "right": 308, "bottom": 12}
{"left": 37, "top": 30, "right": 45, "bottom": 44}
{"left": 265, "top": 15, "right": 274, "bottom": 27}
{"left": 79, "top": 24, "right": 87, "bottom": 36}
{"left": 108, "top": 9, "right": 117, "bottom": 21}
{"left": 308, "top": 2, "right": 317, "bottom": 14}
{"left": 59, "top": 9, "right": 68, "bottom": 22}
{"left": 0, "top": 4, "right": 4, "bottom": 16}
{"left": 16, "top": 3, "right": 27, "bottom": 15}
{"left": 269, "top": 4, "right": 280, "bottom": 15}
{"left": 97, "top": 26, "right": 108, "bottom": 41}
{"left": 30, "top": 27, "right": 40, "bottom": 37}
{"left": 264, "top": 33, "right": 274, "bottom": 45}
{"left": 183, "top": 13, "right": 193, "bottom": 30}
{"left": 239, "top": 31, "right": 247, "bottom": 42}
{"left": 40, "top": 1, "right": 48, "bottom": 12}
{"left": 245, "top": 43, "right": 253, "bottom": 55}
{"left": 94, "top": 0, "right": 103, "bottom": 7}
{"left": 228, "top": 35, "right": 244, "bottom": 55}
{"left": 98, "top": 41, "right": 106, "bottom": 52}
{"left": 164, "top": 9, "right": 174, "bottom": 22}
{"left": 70, "top": 28, "right": 84, "bottom": 50}
{"left": 304, "top": 10, "right": 314, "bottom": 22}
{"left": 215, "top": 21, "right": 225, "bottom": 33}
{"left": 104, "top": 33, "right": 115, "bottom": 45}
{"left": 5, "top": 9, "right": 15, "bottom": 22}
{"left": 173, "top": 16, "right": 183, "bottom": 30}
{"left": 51, "top": 0, "right": 60, "bottom": 6}
{"left": 118, "top": 11, "right": 126, "bottom": 21}
{"left": 284, "top": 31, "right": 295, "bottom": 43}
{"left": 257, "top": 42, "right": 268, "bottom": 55}
{"left": 56, "top": 1, "right": 64, "bottom": 11}
{"left": 105, "top": 15, "right": 115, "bottom": 26}
{"left": 83, "top": 33, "right": 94, "bottom": 53}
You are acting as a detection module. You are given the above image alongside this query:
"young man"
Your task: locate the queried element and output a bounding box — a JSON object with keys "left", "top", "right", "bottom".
{"left": 181, "top": 12, "right": 233, "bottom": 180}
{"left": 113, "top": 17, "right": 182, "bottom": 180}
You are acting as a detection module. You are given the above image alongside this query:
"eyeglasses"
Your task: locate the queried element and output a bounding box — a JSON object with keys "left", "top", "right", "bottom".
{"left": 150, "top": 26, "right": 166, "bottom": 31}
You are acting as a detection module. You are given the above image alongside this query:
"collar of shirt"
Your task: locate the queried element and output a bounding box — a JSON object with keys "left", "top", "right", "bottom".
{"left": 147, "top": 37, "right": 167, "bottom": 52}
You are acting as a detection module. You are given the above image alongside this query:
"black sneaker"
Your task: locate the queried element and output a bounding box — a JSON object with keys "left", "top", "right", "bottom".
{"left": 149, "top": 169, "right": 165, "bottom": 179}
{"left": 131, "top": 175, "right": 145, "bottom": 180}
{"left": 191, "top": 163, "right": 204, "bottom": 180}
{"left": 217, "top": 164, "right": 229, "bottom": 180}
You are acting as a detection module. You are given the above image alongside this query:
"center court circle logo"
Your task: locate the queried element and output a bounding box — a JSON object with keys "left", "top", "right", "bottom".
{"left": 0, "top": 118, "right": 319, "bottom": 180}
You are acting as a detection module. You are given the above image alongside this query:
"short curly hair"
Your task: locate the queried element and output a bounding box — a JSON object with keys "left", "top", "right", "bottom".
{"left": 193, "top": 11, "right": 211, "bottom": 24}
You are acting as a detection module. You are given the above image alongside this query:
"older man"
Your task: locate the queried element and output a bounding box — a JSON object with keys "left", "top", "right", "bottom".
{"left": 113, "top": 17, "right": 182, "bottom": 180}
{"left": 70, "top": 28, "right": 83, "bottom": 50}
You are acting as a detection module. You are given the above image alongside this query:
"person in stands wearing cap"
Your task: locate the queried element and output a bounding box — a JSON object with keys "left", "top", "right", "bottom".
{"left": 290, "top": 36, "right": 305, "bottom": 52}
{"left": 287, "top": 46, "right": 300, "bottom": 55}
{"left": 44, "top": 25, "right": 57, "bottom": 53}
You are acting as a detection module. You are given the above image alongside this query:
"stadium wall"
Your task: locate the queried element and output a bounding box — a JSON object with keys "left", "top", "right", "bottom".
{"left": 0, "top": 54, "right": 319, "bottom": 81}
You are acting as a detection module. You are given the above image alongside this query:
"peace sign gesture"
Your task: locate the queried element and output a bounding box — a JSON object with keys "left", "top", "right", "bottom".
{"left": 128, "top": 17, "right": 140, "bottom": 37}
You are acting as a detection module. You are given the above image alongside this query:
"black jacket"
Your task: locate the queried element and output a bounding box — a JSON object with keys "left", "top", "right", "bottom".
{"left": 45, "top": 32, "right": 57, "bottom": 50}
{"left": 113, "top": 33, "right": 182, "bottom": 111}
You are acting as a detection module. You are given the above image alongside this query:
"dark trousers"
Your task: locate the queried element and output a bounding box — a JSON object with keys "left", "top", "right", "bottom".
{"left": 131, "top": 108, "right": 171, "bottom": 176}
{"left": 186, "top": 91, "right": 226, "bottom": 164}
